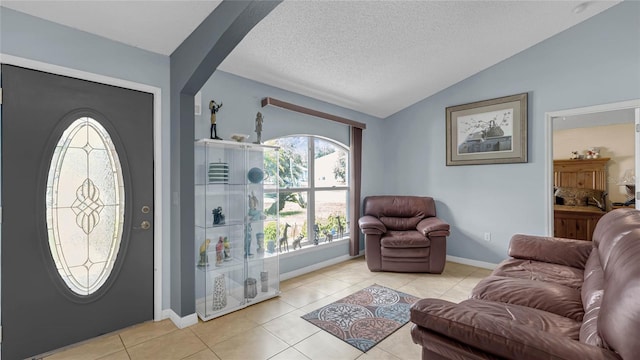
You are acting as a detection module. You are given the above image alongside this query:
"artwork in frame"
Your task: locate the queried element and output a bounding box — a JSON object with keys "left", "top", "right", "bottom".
{"left": 446, "top": 93, "right": 528, "bottom": 166}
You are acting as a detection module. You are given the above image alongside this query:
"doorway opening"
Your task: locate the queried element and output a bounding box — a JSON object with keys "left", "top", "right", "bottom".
{"left": 545, "top": 100, "right": 640, "bottom": 237}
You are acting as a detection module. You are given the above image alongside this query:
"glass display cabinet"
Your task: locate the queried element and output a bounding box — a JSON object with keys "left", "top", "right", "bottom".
{"left": 194, "top": 139, "right": 279, "bottom": 321}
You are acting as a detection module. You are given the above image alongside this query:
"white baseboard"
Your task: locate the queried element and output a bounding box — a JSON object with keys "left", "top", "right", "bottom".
{"left": 162, "top": 309, "right": 198, "bottom": 329}
{"left": 280, "top": 251, "right": 364, "bottom": 281}
{"left": 446, "top": 255, "right": 498, "bottom": 270}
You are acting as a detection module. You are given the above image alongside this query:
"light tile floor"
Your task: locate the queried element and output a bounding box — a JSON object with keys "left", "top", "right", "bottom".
{"left": 42, "top": 258, "right": 491, "bottom": 360}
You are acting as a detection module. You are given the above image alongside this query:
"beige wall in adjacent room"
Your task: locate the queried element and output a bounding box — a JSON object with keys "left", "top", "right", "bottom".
{"left": 553, "top": 123, "right": 634, "bottom": 203}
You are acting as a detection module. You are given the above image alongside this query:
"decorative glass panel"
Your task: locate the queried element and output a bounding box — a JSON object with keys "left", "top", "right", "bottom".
{"left": 46, "top": 117, "right": 125, "bottom": 296}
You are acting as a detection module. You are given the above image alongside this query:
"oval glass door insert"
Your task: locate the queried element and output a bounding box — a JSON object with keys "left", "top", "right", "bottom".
{"left": 46, "top": 117, "right": 125, "bottom": 296}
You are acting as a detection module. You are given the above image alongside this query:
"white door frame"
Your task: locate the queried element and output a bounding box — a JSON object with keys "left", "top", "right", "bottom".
{"left": 0, "top": 54, "right": 164, "bottom": 322}
{"left": 545, "top": 99, "right": 640, "bottom": 236}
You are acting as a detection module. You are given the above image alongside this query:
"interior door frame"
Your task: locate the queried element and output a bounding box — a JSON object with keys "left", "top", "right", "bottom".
{"left": 0, "top": 54, "right": 164, "bottom": 324}
{"left": 544, "top": 99, "right": 640, "bottom": 236}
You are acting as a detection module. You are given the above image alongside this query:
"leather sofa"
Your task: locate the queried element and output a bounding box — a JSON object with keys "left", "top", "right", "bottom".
{"left": 410, "top": 208, "right": 640, "bottom": 360}
{"left": 358, "top": 196, "right": 450, "bottom": 273}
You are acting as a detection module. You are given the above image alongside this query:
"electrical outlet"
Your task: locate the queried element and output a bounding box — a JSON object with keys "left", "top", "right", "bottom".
{"left": 483, "top": 232, "right": 491, "bottom": 242}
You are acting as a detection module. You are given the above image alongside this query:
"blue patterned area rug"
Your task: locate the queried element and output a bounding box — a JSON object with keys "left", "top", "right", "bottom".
{"left": 301, "top": 284, "right": 420, "bottom": 352}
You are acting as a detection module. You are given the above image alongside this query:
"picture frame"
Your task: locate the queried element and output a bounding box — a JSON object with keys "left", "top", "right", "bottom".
{"left": 446, "top": 93, "right": 528, "bottom": 166}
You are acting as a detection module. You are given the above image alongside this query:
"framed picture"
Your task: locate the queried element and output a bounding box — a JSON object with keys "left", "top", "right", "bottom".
{"left": 446, "top": 93, "right": 528, "bottom": 166}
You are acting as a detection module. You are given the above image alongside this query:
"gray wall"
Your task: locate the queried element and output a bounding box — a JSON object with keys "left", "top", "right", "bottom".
{"left": 0, "top": 7, "right": 173, "bottom": 308}
{"left": 197, "top": 70, "right": 386, "bottom": 271}
{"left": 383, "top": 1, "right": 640, "bottom": 264}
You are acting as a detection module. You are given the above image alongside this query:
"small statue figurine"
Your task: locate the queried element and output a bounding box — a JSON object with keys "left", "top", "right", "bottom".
{"left": 198, "top": 239, "right": 211, "bottom": 267}
{"left": 248, "top": 191, "right": 266, "bottom": 221}
{"left": 253, "top": 112, "right": 263, "bottom": 144}
{"left": 209, "top": 100, "right": 223, "bottom": 140}
{"left": 244, "top": 223, "right": 254, "bottom": 258}
{"left": 215, "top": 237, "right": 224, "bottom": 266}
{"left": 212, "top": 206, "right": 225, "bottom": 225}
{"left": 313, "top": 224, "right": 320, "bottom": 245}
{"left": 223, "top": 236, "right": 231, "bottom": 261}
{"left": 336, "top": 216, "right": 344, "bottom": 239}
{"left": 256, "top": 232, "right": 265, "bottom": 254}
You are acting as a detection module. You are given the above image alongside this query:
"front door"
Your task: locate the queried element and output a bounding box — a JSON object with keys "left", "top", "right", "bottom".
{"left": 1, "top": 64, "right": 154, "bottom": 359}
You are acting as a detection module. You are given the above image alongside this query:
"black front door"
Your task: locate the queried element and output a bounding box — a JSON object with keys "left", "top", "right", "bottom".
{"left": 1, "top": 64, "right": 154, "bottom": 359}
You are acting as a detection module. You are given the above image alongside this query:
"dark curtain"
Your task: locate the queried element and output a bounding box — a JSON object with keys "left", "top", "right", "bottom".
{"left": 349, "top": 127, "right": 363, "bottom": 256}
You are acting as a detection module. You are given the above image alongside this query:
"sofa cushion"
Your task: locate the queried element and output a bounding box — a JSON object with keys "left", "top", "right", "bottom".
{"left": 459, "top": 299, "right": 581, "bottom": 340}
{"left": 492, "top": 259, "right": 584, "bottom": 289}
{"left": 579, "top": 252, "right": 605, "bottom": 347}
{"left": 471, "top": 276, "right": 584, "bottom": 321}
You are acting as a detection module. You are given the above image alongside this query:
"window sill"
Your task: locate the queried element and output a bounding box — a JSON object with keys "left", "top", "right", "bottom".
{"left": 278, "top": 237, "right": 350, "bottom": 260}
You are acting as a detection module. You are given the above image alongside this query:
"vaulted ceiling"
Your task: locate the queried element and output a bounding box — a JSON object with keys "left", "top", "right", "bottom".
{"left": 1, "top": 1, "right": 620, "bottom": 118}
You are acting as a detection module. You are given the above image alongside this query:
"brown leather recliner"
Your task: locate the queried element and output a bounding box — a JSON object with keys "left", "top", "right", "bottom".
{"left": 358, "top": 196, "right": 450, "bottom": 273}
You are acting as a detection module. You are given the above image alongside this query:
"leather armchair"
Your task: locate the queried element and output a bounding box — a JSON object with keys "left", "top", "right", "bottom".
{"left": 358, "top": 196, "right": 450, "bottom": 273}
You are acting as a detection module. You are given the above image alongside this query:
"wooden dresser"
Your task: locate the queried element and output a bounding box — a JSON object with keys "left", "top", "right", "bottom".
{"left": 553, "top": 158, "right": 609, "bottom": 241}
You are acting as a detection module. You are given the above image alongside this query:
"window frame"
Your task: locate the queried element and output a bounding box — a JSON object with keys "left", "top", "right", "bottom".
{"left": 269, "top": 135, "right": 350, "bottom": 251}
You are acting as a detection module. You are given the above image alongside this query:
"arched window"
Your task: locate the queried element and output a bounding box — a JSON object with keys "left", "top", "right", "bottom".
{"left": 265, "top": 136, "right": 350, "bottom": 249}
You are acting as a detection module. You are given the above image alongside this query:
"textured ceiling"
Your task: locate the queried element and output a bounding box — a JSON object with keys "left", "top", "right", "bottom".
{"left": 2, "top": 1, "right": 620, "bottom": 118}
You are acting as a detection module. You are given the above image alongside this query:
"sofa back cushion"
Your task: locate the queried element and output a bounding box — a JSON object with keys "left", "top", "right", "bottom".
{"left": 592, "top": 209, "right": 640, "bottom": 268}
{"left": 598, "top": 227, "right": 640, "bottom": 360}
{"left": 363, "top": 196, "right": 436, "bottom": 230}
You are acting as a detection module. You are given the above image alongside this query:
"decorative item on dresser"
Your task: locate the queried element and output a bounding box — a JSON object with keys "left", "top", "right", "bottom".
{"left": 553, "top": 158, "right": 610, "bottom": 241}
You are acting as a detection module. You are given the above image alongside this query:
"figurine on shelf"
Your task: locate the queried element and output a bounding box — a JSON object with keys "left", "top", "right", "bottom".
{"left": 223, "top": 236, "right": 231, "bottom": 261}
{"left": 254, "top": 112, "right": 263, "bottom": 144}
{"left": 244, "top": 223, "right": 254, "bottom": 258}
{"left": 212, "top": 206, "right": 225, "bottom": 225}
{"left": 197, "top": 238, "right": 211, "bottom": 267}
{"left": 570, "top": 151, "right": 580, "bottom": 160}
{"left": 215, "top": 237, "right": 224, "bottom": 266}
{"left": 248, "top": 191, "right": 266, "bottom": 221}
{"left": 313, "top": 224, "right": 320, "bottom": 245}
{"left": 209, "top": 99, "right": 223, "bottom": 140}
{"left": 256, "top": 232, "right": 265, "bottom": 254}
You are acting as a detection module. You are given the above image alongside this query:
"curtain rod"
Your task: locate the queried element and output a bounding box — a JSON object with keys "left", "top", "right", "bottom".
{"left": 261, "top": 97, "right": 366, "bottom": 130}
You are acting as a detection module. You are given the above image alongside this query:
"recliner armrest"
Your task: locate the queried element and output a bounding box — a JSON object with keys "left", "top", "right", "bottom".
{"left": 509, "top": 234, "right": 593, "bottom": 269}
{"left": 358, "top": 215, "right": 386, "bottom": 234}
{"left": 411, "top": 299, "right": 619, "bottom": 360}
{"left": 416, "top": 217, "right": 450, "bottom": 238}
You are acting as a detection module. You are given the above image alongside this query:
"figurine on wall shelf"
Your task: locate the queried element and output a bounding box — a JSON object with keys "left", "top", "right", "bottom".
{"left": 254, "top": 112, "right": 264, "bottom": 144}
{"left": 209, "top": 100, "right": 223, "bottom": 140}
{"left": 197, "top": 238, "right": 211, "bottom": 267}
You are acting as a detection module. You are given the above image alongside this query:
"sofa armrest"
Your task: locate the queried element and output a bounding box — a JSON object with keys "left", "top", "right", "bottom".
{"left": 358, "top": 215, "right": 386, "bottom": 235}
{"left": 416, "top": 217, "right": 450, "bottom": 238}
{"left": 410, "top": 299, "right": 619, "bottom": 360}
{"left": 508, "top": 234, "right": 593, "bottom": 269}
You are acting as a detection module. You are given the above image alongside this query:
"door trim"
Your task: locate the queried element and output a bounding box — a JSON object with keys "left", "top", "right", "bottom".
{"left": 0, "top": 53, "right": 164, "bottom": 322}
{"left": 544, "top": 99, "right": 640, "bottom": 236}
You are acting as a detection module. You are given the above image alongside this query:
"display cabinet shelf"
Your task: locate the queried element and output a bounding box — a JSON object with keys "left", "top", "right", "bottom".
{"left": 194, "top": 139, "right": 280, "bottom": 321}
